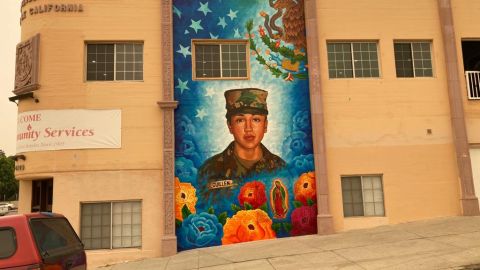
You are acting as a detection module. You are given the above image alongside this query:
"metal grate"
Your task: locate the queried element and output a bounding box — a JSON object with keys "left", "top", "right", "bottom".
{"left": 465, "top": 71, "right": 480, "bottom": 99}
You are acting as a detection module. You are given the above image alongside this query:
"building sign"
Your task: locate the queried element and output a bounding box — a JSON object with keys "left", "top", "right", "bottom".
{"left": 173, "top": 0, "right": 317, "bottom": 251}
{"left": 20, "top": 0, "right": 84, "bottom": 23}
{"left": 16, "top": 109, "right": 121, "bottom": 153}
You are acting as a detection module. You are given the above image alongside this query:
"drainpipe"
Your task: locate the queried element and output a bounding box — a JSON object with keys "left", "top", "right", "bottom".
{"left": 437, "top": 0, "right": 480, "bottom": 215}
{"left": 304, "top": 0, "right": 335, "bottom": 233}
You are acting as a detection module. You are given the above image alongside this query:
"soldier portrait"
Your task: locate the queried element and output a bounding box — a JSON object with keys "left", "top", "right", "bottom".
{"left": 198, "top": 88, "right": 286, "bottom": 195}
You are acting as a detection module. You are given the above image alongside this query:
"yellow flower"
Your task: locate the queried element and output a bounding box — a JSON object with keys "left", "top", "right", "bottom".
{"left": 175, "top": 177, "right": 198, "bottom": 221}
{"left": 222, "top": 209, "right": 275, "bottom": 244}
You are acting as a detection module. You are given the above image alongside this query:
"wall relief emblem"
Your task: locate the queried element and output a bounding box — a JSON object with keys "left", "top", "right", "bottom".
{"left": 14, "top": 34, "right": 40, "bottom": 94}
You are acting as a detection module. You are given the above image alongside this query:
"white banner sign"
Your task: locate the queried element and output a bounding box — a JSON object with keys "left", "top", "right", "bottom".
{"left": 16, "top": 109, "right": 121, "bottom": 153}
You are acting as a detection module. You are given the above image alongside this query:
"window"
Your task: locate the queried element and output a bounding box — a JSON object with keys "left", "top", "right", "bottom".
{"left": 341, "top": 175, "right": 385, "bottom": 217}
{"left": 86, "top": 43, "right": 143, "bottom": 81}
{"left": 80, "top": 201, "right": 141, "bottom": 250}
{"left": 30, "top": 218, "right": 83, "bottom": 258}
{"left": 192, "top": 40, "right": 249, "bottom": 80}
{"left": 327, "top": 42, "right": 380, "bottom": 78}
{"left": 394, "top": 41, "right": 433, "bottom": 77}
{"left": 0, "top": 228, "right": 16, "bottom": 258}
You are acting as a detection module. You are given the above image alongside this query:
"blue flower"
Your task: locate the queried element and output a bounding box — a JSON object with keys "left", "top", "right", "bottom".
{"left": 282, "top": 131, "right": 313, "bottom": 161}
{"left": 175, "top": 157, "right": 198, "bottom": 185}
{"left": 178, "top": 212, "right": 223, "bottom": 250}
{"left": 292, "top": 110, "right": 311, "bottom": 132}
{"left": 290, "top": 154, "right": 315, "bottom": 176}
{"left": 176, "top": 115, "right": 196, "bottom": 137}
{"left": 176, "top": 136, "right": 202, "bottom": 167}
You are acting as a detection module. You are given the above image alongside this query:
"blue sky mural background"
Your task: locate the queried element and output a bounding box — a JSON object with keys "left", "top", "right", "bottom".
{"left": 173, "top": 0, "right": 317, "bottom": 250}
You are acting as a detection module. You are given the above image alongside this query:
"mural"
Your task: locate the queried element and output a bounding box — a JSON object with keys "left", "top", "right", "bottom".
{"left": 173, "top": 0, "right": 317, "bottom": 251}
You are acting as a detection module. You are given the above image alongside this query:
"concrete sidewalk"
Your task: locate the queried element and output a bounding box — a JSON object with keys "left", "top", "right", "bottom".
{"left": 95, "top": 216, "right": 480, "bottom": 270}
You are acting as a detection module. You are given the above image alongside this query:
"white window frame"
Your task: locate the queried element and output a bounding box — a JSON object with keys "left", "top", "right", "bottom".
{"left": 341, "top": 175, "right": 385, "bottom": 217}
{"left": 80, "top": 200, "right": 142, "bottom": 250}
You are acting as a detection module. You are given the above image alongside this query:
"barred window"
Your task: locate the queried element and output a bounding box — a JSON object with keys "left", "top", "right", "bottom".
{"left": 341, "top": 175, "right": 385, "bottom": 217}
{"left": 327, "top": 42, "right": 380, "bottom": 78}
{"left": 80, "top": 201, "right": 142, "bottom": 250}
{"left": 86, "top": 43, "right": 143, "bottom": 81}
{"left": 394, "top": 41, "right": 433, "bottom": 77}
{"left": 192, "top": 40, "right": 249, "bottom": 80}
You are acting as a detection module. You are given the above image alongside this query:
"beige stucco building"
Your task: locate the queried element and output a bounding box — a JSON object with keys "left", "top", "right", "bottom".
{"left": 10, "top": 0, "right": 480, "bottom": 267}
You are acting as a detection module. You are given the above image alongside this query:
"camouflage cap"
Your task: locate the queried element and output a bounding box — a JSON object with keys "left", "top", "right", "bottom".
{"left": 224, "top": 88, "right": 268, "bottom": 118}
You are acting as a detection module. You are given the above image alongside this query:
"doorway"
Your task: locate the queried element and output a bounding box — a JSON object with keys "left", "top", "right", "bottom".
{"left": 31, "top": 179, "right": 53, "bottom": 212}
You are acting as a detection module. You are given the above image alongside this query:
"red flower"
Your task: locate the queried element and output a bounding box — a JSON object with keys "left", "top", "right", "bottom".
{"left": 290, "top": 205, "right": 317, "bottom": 236}
{"left": 258, "top": 26, "right": 265, "bottom": 37}
{"left": 275, "top": 40, "right": 281, "bottom": 48}
{"left": 238, "top": 181, "right": 267, "bottom": 209}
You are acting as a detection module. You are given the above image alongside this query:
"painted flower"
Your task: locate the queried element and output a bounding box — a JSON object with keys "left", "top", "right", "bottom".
{"left": 175, "top": 115, "right": 196, "bottom": 137}
{"left": 258, "top": 25, "right": 266, "bottom": 37}
{"left": 291, "top": 154, "right": 315, "bottom": 176}
{"left": 175, "top": 177, "right": 198, "bottom": 221}
{"left": 284, "top": 72, "right": 294, "bottom": 81}
{"left": 275, "top": 40, "right": 281, "bottom": 48}
{"left": 222, "top": 209, "right": 276, "bottom": 244}
{"left": 176, "top": 136, "right": 202, "bottom": 167}
{"left": 292, "top": 110, "right": 311, "bottom": 132}
{"left": 294, "top": 172, "right": 316, "bottom": 205}
{"left": 178, "top": 212, "right": 223, "bottom": 250}
{"left": 238, "top": 181, "right": 267, "bottom": 209}
{"left": 175, "top": 157, "right": 198, "bottom": 185}
{"left": 282, "top": 130, "right": 313, "bottom": 161}
{"left": 290, "top": 205, "right": 317, "bottom": 236}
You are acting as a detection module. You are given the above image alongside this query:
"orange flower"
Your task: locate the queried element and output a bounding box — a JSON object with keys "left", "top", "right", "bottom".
{"left": 294, "top": 172, "right": 317, "bottom": 205}
{"left": 222, "top": 209, "right": 276, "bottom": 244}
{"left": 175, "top": 177, "right": 198, "bottom": 221}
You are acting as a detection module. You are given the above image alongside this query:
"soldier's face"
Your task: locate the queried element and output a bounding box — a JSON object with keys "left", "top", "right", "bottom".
{"left": 228, "top": 114, "right": 268, "bottom": 150}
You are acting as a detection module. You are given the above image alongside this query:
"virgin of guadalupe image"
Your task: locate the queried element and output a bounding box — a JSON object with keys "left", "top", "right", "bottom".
{"left": 271, "top": 179, "right": 288, "bottom": 219}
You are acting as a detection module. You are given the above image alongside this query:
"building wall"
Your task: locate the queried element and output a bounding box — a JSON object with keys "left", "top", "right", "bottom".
{"left": 16, "top": 0, "right": 167, "bottom": 266}
{"left": 316, "top": 0, "right": 462, "bottom": 230}
{"left": 12, "top": 0, "right": 480, "bottom": 266}
{"left": 452, "top": 0, "right": 480, "bottom": 144}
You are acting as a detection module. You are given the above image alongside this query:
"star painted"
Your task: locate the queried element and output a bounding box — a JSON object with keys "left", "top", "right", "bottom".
{"left": 173, "top": 5, "right": 182, "bottom": 18}
{"left": 189, "top": 19, "right": 204, "bottom": 33}
{"left": 198, "top": 2, "right": 212, "bottom": 16}
{"left": 209, "top": 33, "right": 219, "bottom": 39}
{"left": 217, "top": 17, "right": 227, "bottom": 29}
{"left": 205, "top": 87, "right": 215, "bottom": 97}
{"left": 233, "top": 28, "right": 241, "bottom": 38}
{"left": 227, "top": 9, "right": 238, "bottom": 20}
{"left": 175, "top": 79, "right": 190, "bottom": 94}
{"left": 176, "top": 44, "right": 191, "bottom": 58}
{"left": 196, "top": 108, "right": 208, "bottom": 120}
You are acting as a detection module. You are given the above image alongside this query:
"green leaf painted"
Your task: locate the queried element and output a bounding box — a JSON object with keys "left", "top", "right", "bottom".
{"left": 283, "top": 222, "right": 292, "bottom": 232}
{"left": 293, "top": 201, "right": 303, "bottom": 208}
{"left": 218, "top": 212, "right": 228, "bottom": 225}
{"left": 307, "top": 198, "right": 315, "bottom": 206}
{"left": 181, "top": 204, "right": 192, "bottom": 219}
{"left": 175, "top": 219, "right": 182, "bottom": 228}
{"left": 244, "top": 202, "right": 253, "bottom": 210}
{"left": 272, "top": 223, "right": 281, "bottom": 233}
{"left": 231, "top": 204, "right": 242, "bottom": 213}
